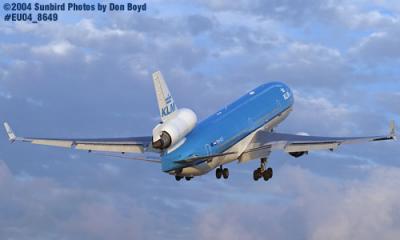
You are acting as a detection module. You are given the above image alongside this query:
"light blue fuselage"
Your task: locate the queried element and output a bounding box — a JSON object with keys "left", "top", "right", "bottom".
{"left": 161, "top": 82, "right": 294, "bottom": 172}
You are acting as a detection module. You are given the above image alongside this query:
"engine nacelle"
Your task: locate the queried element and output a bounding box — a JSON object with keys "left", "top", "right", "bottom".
{"left": 289, "top": 151, "right": 308, "bottom": 158}
{"left": 152, "top": 108, "right": 197, "bottom": 149}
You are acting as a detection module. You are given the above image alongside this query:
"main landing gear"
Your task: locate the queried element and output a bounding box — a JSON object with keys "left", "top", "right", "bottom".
{"left": 216, "top": 166, "right": 229, "bottom": 179}
{"left": 253, "top": 157, "right": 273, "bottom": 181}
{"left": 175, "top": 176, "right": 182, "bottom": 181}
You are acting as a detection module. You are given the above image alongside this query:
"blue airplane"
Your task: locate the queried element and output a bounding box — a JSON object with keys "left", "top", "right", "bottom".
{"left": 4, "top": 71, "right": 397, "bottom": 181}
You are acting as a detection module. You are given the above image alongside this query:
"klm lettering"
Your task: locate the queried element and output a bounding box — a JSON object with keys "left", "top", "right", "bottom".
{"left": 162, "top": 103, "right": 176, "bottom": 117}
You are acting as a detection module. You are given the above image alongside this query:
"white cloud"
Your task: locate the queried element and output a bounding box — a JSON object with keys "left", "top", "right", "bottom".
{"left": 310, "top": 167, "right": 400, "bottom": 240}
{"left": 76, "top": 19, "right": 127, "bottom": 40}
{"left": 26, "top": 97, "right": 44, "bottom": 107}
{"left": 282, "top": 42, "right": 342, "bottom": 63}
{"left": 198, "top": 0, "right": 400, "bottom": 31}
{"left": 350, "top": 29, "right": 400, "bottom": 61}
{"left": 0, "top": 160, "right": 160, "bottom": 239}
{"left": 32, "top": 41, "right": 75, "bottom": 56}
{"left": 195, "top": 164, "right": 400, "bottom": 240}
{"left": 333, "top": 4, "right": 399, "bottom": 29}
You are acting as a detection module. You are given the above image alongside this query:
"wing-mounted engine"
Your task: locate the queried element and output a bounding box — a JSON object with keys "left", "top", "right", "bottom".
{"left": 289, "top": 151, "right": 308, "bottom": 158}
{"left": 152, "top": 108, "right": 197, "bottom": 150}
{"left": 288, "top": 132, "right": 309, "bottom": 158}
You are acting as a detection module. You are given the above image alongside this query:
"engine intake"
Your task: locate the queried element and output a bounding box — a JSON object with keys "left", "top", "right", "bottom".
{"left": 152, "top": 108, "right": 197, "bottom": 150}
{"left": 289, "top": 151, "right": 308, "bottom": 158}
{"left": 152, "top": 131, "right": 172, "bottom": 149}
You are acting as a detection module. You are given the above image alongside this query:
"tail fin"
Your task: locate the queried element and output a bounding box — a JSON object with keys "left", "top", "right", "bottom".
{"left": 152, "top": 71, "right": 178, "bottom": 122}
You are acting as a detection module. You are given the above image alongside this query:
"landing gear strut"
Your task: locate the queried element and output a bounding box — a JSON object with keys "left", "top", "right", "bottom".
{"left": 253, "top": 157, "right": 273, "bottom": 181}
{"left": 216, "top": 166, "right": 229, "bottom": 179}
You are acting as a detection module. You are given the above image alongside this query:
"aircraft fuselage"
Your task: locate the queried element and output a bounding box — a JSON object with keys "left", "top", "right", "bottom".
{"left": 162, "top": 82, "right": 294, "bottom": 175}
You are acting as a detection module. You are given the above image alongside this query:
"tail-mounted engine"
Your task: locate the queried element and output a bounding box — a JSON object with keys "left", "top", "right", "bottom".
{"left": 152, "top": 108, "right": 197, "bottom": 150}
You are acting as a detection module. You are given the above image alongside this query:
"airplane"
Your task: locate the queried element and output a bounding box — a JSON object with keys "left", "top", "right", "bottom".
{"left": 3, "top": 71, "right": 397, "bottom": 181}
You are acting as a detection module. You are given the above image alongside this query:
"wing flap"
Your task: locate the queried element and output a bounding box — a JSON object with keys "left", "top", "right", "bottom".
{"left": 31, "top": 139, "right": 73, "bottom": 148}
{"left": 75, "top": 143, "right": 144, "bottom": 153}
{"left": 284, "top": 142, "right": 339, "bottom": 152}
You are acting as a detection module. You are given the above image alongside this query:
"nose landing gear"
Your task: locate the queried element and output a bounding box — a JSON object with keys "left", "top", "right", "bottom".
{"left": 253, "top": 157, "right": 273, "bottom": 181}
{"left": 216, "top": 166, "right": 229, "bottom": 179}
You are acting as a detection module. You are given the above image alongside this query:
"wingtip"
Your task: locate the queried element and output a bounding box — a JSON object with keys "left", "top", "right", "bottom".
{"left": 390, "top": 120, "right": 396, "bottom": 140}
{"left": 152, "top": 70, "right": 161, "bottom": 78}
{"left": 3, "top": 122, "right": 16, "bottom": 143}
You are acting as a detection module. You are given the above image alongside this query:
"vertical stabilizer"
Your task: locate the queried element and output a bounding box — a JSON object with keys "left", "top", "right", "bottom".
{"left": 152, "top": 71, "right": 178, "bottom": 122}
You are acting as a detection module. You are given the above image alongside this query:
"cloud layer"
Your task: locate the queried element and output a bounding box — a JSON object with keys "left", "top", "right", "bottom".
{"left": 1, "top": 160, "right": 400, "bottom": 240}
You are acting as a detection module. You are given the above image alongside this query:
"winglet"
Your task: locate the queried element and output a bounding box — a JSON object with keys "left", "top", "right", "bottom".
{"left": 389, "top": 120, "right": 396, "bottom": 140}
{"left": 3, "top": 122, "right": 16, "bottom": 143}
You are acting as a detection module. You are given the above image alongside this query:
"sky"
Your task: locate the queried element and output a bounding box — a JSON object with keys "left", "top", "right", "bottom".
{"left": 0, "top": 0, "right": 399, "bottom": 239}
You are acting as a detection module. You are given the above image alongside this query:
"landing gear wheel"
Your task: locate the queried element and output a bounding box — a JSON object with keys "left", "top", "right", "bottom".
{"left": 216, "top": 168, "right": 222, "bottom": 179}
{"left": 263, "top": 167, "right": 273, "bottom": 181}
{"left": 253, "top": 168, "right": 261, "bottom": 181}
{"left": 262, "top": 171, "right": 269, "bottom": 181}
{"left": 222, "top": 168, "right": 229, "bottom": 179}
{"left": 253, "top": 157, "right": 273, "bottom": 182}
{"left": 185, "top": 176, "right": 192, "bottom": 181}
{"left": 267, "top": 167, "right": 273, "bottom": 179}
{"left": 175, "top": 176, "right": 182, "bottom": 181}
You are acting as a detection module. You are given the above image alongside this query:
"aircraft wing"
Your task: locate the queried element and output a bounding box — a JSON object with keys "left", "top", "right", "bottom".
{"left": 3, "top": 122, "right": 157, "bottom": 154}
{"left": 242, "top": 121, "right": 396, "bottom": 156}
